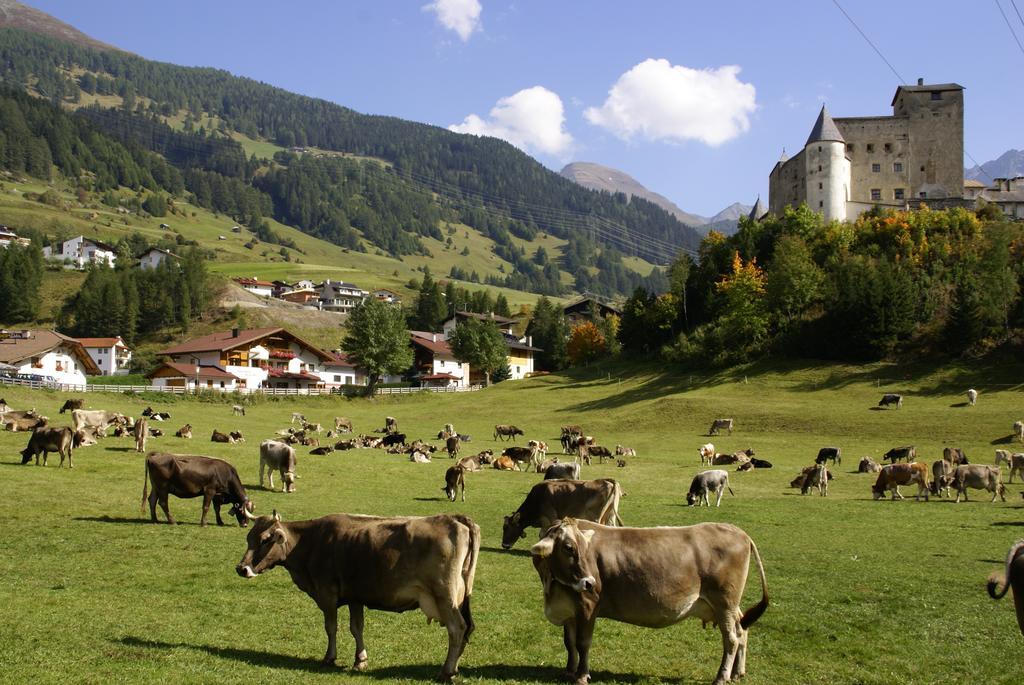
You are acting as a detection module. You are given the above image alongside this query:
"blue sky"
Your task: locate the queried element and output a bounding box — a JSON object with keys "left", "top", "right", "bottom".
{"left": 31, "top": 0, "right": 1024, "bottom": 217}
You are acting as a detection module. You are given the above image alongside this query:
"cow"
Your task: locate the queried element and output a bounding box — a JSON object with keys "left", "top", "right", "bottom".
{"left": 73, "top": 427, "right": 100, "bottom": 448}
{"left": 20, "top": 426, "right": 74, "bottom": 467}
{"left": 443, "top": 465, "right": 466, "bottom": 502}
{"left": 59, "top": 399, "right": 84, "bottom": 414}
{"left": 291, "top": 412, "right": 306, "bottom": 425}
{"left": 815, "top": 447, "right": 842, "bottom": 466}
{"left": 789, "top": 465, "right": 834, "bottom": 488}
{"left": 211, "top": 430, "right": 233, "bottom": 443}
{"left": 310, "top": 446, "right": 333, "bottom": 456}
{"left": 967, "top": 388, "right": 978, "bottom": 406}
{"left": 384, "top": 416, "right": 399, "bottom": 434}
{"left": 175, "top": 424, "right": 192, "bottom": 439}
{"left": 236, "top": 512, "right": 479, "bottom": 681}
{"left": 883, "top": 445, "right": 916, "bottom": 463}
{"left": 528, "top": 440, "right": 549, "bottom": 463}
{"left": 5, "top": 415, "right": 48, "bottom": 432}
{"left": 334, "top": 417, "right": 353, "bottom": 433}
{"left": 872, "top": 462, "right": 930, "bottom": 501}
{"left": 614, "top": 445, "right": 636, "bottom": 458}
{"left": 149, "top": 428, "right": 164, "bottom": 438}
{"left": 141, "top": 452, "right": 255, "bottom": 526}
{"left": 878, "top": 393, "right": 903, "bottom": 409}
{"left": 858, "top": 456, "right": 882, "bottom": 473}
{"left": 71, "top": 409, "right": 123, "bottom": 438}
{"left": 134, "top": 416, "right": 148, "bottom": 453}
{"left": 686, "top": 469, "right": 735, "bottom": 507}
{"left": 709, "top": 418, "right": 734, "bottom": 436}
{"left": 987, "top": 539, "right": 1024, "bottom": 636}
{"left": 501, "top": 479, "right": 624, "bottom": 549}
{"left": 381, "top": 433, "right": 406, "bottom": 448}
{"left": 457, "top": 451, "right": 492, "bottom": 471}
{"left": 446, "top": 436, "right": 461, "bottom": 460}
{"left": 1015, "top": 420, "right": 1024, "bottom": 443}
{"left": 410, "top": 451, "right": 432, "bottom": 463}
{"left": 712, "top": 452, "right": 742, "bottom": 466}
{"left": 494, "top": 424, "right": 524, "bottom": 442}
{"left": 943, "top": 447, "right": 969, "bottom": 465}
{"left": 492, "top": 455, "right": 518, "bottom": 471}
{"left": 232, "top": 404, "right": 246, "bottom": 416}
{"left": 260, "top": 440, "right": 297, "bottom": 493}
{"left": 583, "top": 444, "right": 613, "bottom": 465}
{"left": 301, "top": 436, "right": 319, "bottom": 448}
{"left": 229, "top": 431, "right": 245, "bottom": 443}
{"left": 560, "top": 425, "right": 583, "bottom": 454}
{"left": 0, "top": 398, "right": 9, "bottom": 413}
{"left": 950, "top": 464, "right": 1006, "bottom": 503}
{"left": 930, "top": 459, "right": 955, "bottom": 498}
{"left": 529, "top": 518, "right": 768, "bottom": 685}
{"left": 749, "top": 458, "right": 773, "bottom": 469}
{"left": 502, "top": 445, "right": 536, "bottom": 470}
{"left": 800, "top": 463, "right": 828, "bottom": 496}
{"left": 1009, "top": 454, "right": 1024, "bottom": 484}
{"left": 996, "top": 449, "right": 1013, "bottom": 468}
{"left": 544, "top": 462, "right": 581, "bottom": 481}
{"left": 303, "top": 422, "right": 323, "bottom": 435}
{"left": 699, "top": 443, "right": 715, "bottom": 466}
{"left": 438, "top": 423, "right": 457, "bottom": 440}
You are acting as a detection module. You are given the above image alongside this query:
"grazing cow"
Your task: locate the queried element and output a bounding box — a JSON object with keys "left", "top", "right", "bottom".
{"left": 686, "top": 469, "right": 735, "bottom": 507}
{"left": 749, "top": 458, "right": 773, "bottom": 469}
{"left": 1008, "top": 454, "right": 1024, "bottom": 484}
{"left": 229, "top": 431, "right": 245, "bottom": 443}
{"left": 59, "top": 398, "right": 84, "bottom": 414}
{"left": 800, "top": 463, "right": 828, "bottom": 496}
{"left": 529, "top": 518, "right": 768, "bottom": 685}
{"left": 446, "top": 436, "right": 461, "bottom": 460}
{"left": 20, "top": 426, "right": 74, "bottom": 467}
{"left": 443, "top": 465, "right": 466, "bottom": 502}
{"left": 334, "top": 417, "right": 353, "bottom": 433}
{"left": 967, "top": 388, "right": 978, "bottom": 406}
{"left": 883, "top": 445, "right": 916, "bottom": 463}
{"left": 175, "top": 424, "right": 192, "bottom": 439}
{"left": 501, "top": 479, "right": 624, "bottom": 549}
{"left": 134, "top": 416, "right": 148, "bottom": 453}
{"left": 232, "top": 404, "right": 246, "bottom": 416}
{"left": 943, "top": 447, "right": 969, "bottom": 465}
{"left": 544, "top": 462, "right": 581, "bottom": 481}
{"left": 211, "top": 430, "right": 233, "bottom": 443}
{"left": 995, "top": 449, "right": 1013, "bottom": 468}
{"left": 260, "top": 440, "right": 297, "bottom": 492}
{"left": 815, "top": 447, "right": 842, "bottom": 466}
{"left": 950, "top": 464, "right": 1006, "bottom": 503}
{"left": 492, "top": 455, "right": 518, "bottom": 471}
{"left": 5, "top": 415, "right": 48, "bottom": 432}
{"left": 457, "top": 451, "right": 492, "bottom": 471}
{"left": 614, "top": 444, "right": 636, "bottom": 458}
{"left": 1015, "top": 421, "right": 1024, "bottom": 443}
{"left": 141, "top": 452, "right": 255, "bottom": 526}
{"left": 560, "top": 425, "right": 583, "bottom": 453}
{"left": 236, "top": 512, "right": 479, "bottom": 681}
{"left": 709, "top": 418, "right": 734, "bottom": 436}
{"left": 71, "top": 409, "right": 122, "bottom": 438}
{"left": 384, "top": 416, "right": 399, "bottom": 434}
{"left": 291, "top": 412, "right": 306, "bottom": 425}
{"left": 878, "top": 393, "right": 903, "bottom": 409}
{"left": 381, "top": 433, "right": 406, "bottom": 448}
{"left": 858, "top": 456, "right": 882, "bottom": 473}
{"left": 872, "top": 462, "right": 930, "bottom": 501}
{"left": 699, "top": 443, "right": 715, "bottom": 466}
{"left": 494, "top": 424, "right": 524, "bottom": 442}
{"left": 309, "top": 446, "right": 333, "bottom": 456}
{"left": 987, "top": 540, "right": 1024, "bottom": 636}
{"left": 930, "top": 459, "right": 955, "bottom": 498}
{"left": 502, "top": 446, "right": 536, "bottom": 470}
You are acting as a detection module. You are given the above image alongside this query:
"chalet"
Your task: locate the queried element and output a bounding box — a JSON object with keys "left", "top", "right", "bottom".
{"left": 137, "top": 247, "right": 178, "bottom": 270}
{"left": 0, "top": 225, "right": 31, "bottom": 249}
{"left": 233, "top": 277, "right": 275, "bottom": 298}
{"left": 372, "top": 288, "right": 403, "bottom": 305}
{"left": 150, "top": 327, "right": 335, "bottom": 392}
{"left": 318, "top": 280, "right": 367, "bottom": 314}
{"left": 75, "top": 336, "right": 132, "bottom": 376}
{"left": 319, "top": 352, "right": 368, "bottom": 388}
{"left": 563, "top": 297, "right": 622, "bottom": 328}
{"left": 279, "top": 288, "right": 319, "bottom": 306}
{"left": 271, "top": 280, "right": 293, "bottom": 298}
{"left": 440, "top": 311, "right": 539, "bottom": 381}
{"left": 0, "top": 329, "right": 100, "bottom": 385}
{"left": 410, "top": 331, "right": 469, "bottom": 388}
{"left": 42, "top": 236, "right": 116, "bottom": 269}
{"left": 974, "top": 176, "right": 1024, "bottom": 220}
{"left": 441, "top": 310, "right": 517, "bottom": 337}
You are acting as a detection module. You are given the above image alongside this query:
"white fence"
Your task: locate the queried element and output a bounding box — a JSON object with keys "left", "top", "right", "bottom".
{"left": 0, "top": 376, "right": 482, "bottom": 397}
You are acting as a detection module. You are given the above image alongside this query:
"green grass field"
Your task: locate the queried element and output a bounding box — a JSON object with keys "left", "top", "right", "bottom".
{"left": 2, "top": 358, "right": 1022, "bottom": 684}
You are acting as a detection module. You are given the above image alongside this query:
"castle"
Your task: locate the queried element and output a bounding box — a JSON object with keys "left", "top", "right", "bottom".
{"left": 768, "top": 79, "right": 964, "bottom": 222}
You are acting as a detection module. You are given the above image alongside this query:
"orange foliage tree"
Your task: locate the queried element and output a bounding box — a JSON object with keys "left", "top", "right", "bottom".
{"left": 567, "top": 321, "right": 606, "bottom": 365}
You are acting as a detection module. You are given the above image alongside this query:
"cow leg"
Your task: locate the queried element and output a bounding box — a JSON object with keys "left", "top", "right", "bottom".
{"left": 437, "top": 601, "right": 468, "bottom": 681}
{"left": 731, "top": 621, "right": 749, "bottom": 680}
{"left": 713, "top": 610, "right": 741, "bottom": 685}
{"left": 200, "top": 494, "right": 212, "bottom": 526}
{"left": 562, "top": 623, "right": 579, "bottom": 680}
{"left": 158, "top": 494, "right": 175, "bottom": 525}
{"left": 259, "top": 460, "right": 266, "bottom": 489}
{"left": 715, "top": 487, "right": 725, "bottom": 507}
{"left": 348, "top": 603, "right": 367, "bottom": 670}
{"left": 572, "top": 616, "right": 596, "bottom": 685}
{"left": 320, "top": 603, "right": 338, "bottom": 665}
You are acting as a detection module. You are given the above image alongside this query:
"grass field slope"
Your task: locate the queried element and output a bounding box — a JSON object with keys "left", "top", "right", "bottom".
{"left": 1, "top": 357, "right": 1022, "bottom": 684}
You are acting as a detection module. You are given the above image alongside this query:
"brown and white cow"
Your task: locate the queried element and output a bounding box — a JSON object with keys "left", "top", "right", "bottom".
{"left": 236, "top": 512, "right": 479, "bottom": 681}
{"left": 334, "top": 416, "right": 353, "bottom": 433}
{"left": 950, "top": 464, "right": 1006, "bottom": 503}
{"left": 858, "top": 456, "right": 881, "bottom": 473}
{"left": 529, "top": 518, "right": 768, "bottom": 685}
{"left": 800, "top": 463, "right": 828, "bottom": 496}
{"left": 175, "top": 424, "right": 193, "bottom": 439}
{"left": 501, "top": 479, "right": 624, "bottom": 549}
{"left": 699, "top": 443, "right": 715, "bottom": 466}
{"left": 987, "top": 539, "right": 1024, "bottom": 636}
{"left": 211, "top": 430, "right": 233, "bottom": 443}
{"left": 872, "top": 462, "right": 930, "bottom": 501}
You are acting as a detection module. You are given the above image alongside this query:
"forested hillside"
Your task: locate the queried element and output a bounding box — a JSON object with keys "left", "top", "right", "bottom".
{"left": 0, "top": 26, "right": 693, "bottom": 297}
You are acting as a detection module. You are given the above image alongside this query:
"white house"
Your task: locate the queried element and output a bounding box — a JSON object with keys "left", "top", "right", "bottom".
{"left": 0, "top": 225, "right": 31, "bottom": 249}
{"left": 75, "top": 336, "right": 132, "bottom": 376}
{"left": 410, "top": 330, "right": 470, "bottom": 388}
{"left": 318, "top": 352, "right": 368, "bottom": 388}
{"left": 0, "top": 329, "right": 100, "bottom": 385}
{"left": 440, "top": 311, "right": 540, "bottom": 381}
{"left": 318, "top": 280, "right": 367, "bottom": 314}
{"left": 42, "top": 236, "right": 116, "bottom": 269}
{"left": 372, "top": 288, "right": 403, "bottom": 305}
{"left": 138, "top": 247, "right": 178, "bottom": 270}
{"left": 233, "top": 277, "right": 275, "bottom": 298}
{"left": 150, "top": 327, "right": 334, "bottom": 392}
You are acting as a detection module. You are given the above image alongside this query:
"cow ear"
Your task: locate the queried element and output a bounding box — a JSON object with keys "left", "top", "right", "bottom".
{"left": 530, "top": 537, "right": 555, "bottom": 558}
{"left": 272, "top": 509, "right": 281, "bottom": 522}
{"left": 579, "top": 529, "right": 595, "bottom": 543}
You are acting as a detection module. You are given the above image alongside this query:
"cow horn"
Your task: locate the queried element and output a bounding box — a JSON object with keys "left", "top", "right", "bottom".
{"left": 241, "top": 502, "right": 258, "bottom": 520}
{"left": 273, "top": 509, "right": 281, "bottom": 522}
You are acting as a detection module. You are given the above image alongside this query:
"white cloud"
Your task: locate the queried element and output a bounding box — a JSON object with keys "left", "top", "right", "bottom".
{"left": 449, "top": 86, "right": 574, "bottom": 158}
{"left": 584, "top": 58, "right": 757, "bottom": 146}
{"left": 423, "top": 0, "right": 482, "bottom": 41}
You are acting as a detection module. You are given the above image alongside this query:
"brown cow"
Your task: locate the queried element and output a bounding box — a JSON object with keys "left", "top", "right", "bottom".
{"left": 334, "top": 416, "right": 353, "bottom": 433}
{"left": 987, "top": 540, "right": 1024, "bottom": 636}
{"left": 950, "top": 464, "right": 1006, "bottom": 503}
{"left": 501, "top": 479, "right": 624, "bottom": 549}
{"left": 211, "top": 430, "right": 233, "bottom": 443}
{"left": 235, "top": 512, "right": 479, "bottom": 681}
{"left": 446, "top": 435, "right": 461, "bottom": 460}
{"left": 443, "top": 465, "right": 467, "bottom": 502}
{"left": 457, "top": 451, "right": 492, "bottom": 471}
{"left": 134, "top": 416, "right": 148, "bottom": 453}
{"left": 20, "top": 426, "right": 74, "bottom": 467}
{"left": 492, "top": 455, "right": 518, "bottom": 471}
{"left": 5, "top": 415, "right": 48, "bottom": 432}
{"left": 530, "top": 518, "right": 768, "bottom": 685}
{"left": 930, "top": 459, "right": 955, "bottom": 498}
{"left": 494, "top": 424, "right": 524, "bottom": 442}
{"left": 141, "top": 452, "right": 255, "bottom": 526}
{"left": 872, "top": 462, "right": 930, "bottom": 501}
{"left": 175, "top": 424, "right": 193, "bottom": 439}
{"left": 59, "top": 398, "right": 84, "bottom": 414}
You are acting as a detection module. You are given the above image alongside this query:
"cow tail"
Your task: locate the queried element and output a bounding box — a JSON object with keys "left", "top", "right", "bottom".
{"left": 458, "top": 516, "right": 480, "bottom": 641}
{"left": 988, "top": 539, "right": 1024, "bottom": 600}
{"left": 140, "top": 456, "right": 150, "bottom": 515}
{"left": 740, "top": 539, "right": 769, "bottom": 629}
{"left": 598, "top": 480, "right": 624, "bottom": 526}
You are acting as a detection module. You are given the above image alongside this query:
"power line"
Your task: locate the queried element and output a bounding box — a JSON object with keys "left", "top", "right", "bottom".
{"left": 996, "top": 0, "right": 1024, "bottom": 57}
{"left": 1013, "top": 0, "right": 1024, "bottom": 29}
{"left": 830, "top": 0, "right": 906, "bottom": 84}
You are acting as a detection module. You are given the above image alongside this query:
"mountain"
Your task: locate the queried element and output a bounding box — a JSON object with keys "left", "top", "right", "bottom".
{"left": 708, "top": 202, "right": 752, "bottom": 224}
{"left": 0, "top": 0, "right": 116, "bottom": 51}
{"left": 966, "top": 149, "right": 1024, "bottom": 183}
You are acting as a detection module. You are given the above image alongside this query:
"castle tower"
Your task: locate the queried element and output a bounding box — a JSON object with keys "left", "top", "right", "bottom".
{"left": 748, "top": 196, "right": 767, "bottom": 222}
{"left": 803, "top": 105, "right": 850, "bottom": 222}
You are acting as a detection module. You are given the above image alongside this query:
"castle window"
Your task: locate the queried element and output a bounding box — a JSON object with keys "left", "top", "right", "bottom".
{"left": 919, "top": 191, "right": 927, "bottom": 198}
{"left": 847, "top": 144, "right": 854, "bottom": 152}
{"left": 931, "top": 91, "right": 942, "bottom": 100}
{"left": 870, "top": 189, "right": 882, "bottom": 201}
{"left": 819, "top": 201, "right": 824, "bottom": 208}
{"left": 893, "top": 162, "right": 903, "bottom": 173}
{"left": 866, "top": 144, "right": 874, "bottom": 153}
{"left": 871, "top": 163, "right": 881, "bottom": 173}
{"left": 894, "top": 188, "right": 905, "bottom": 200}
{"left": 818, "top": 146, "right": 822, "bottom": 152}
{"left": 884, "top": 143, "right": 892, "bottom": 152}
{"left": 920, "top": 165, "right": 925, "bottom": 172}
{"left": 818, "top": 165, "right": 822, "bottom": 172}
{"left": 818, "top": 183, "right": 823, "bottom": 190}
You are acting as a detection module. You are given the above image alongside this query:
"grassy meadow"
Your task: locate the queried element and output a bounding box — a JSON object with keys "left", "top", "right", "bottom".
{"left": 1, "top": 358, "right": 1022, "bottom": 684}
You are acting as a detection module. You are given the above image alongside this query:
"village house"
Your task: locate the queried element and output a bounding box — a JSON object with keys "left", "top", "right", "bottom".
{"left": 319, "top": 352, "right": 368, "bottom": 388}
{"left": 0, "top": 225, "right": 31, "bottom": 249}
{"left": 971, "top": 176, "right": 1024, "bottom": 220}
{"left": 137, "top": 247, "right": 178, "bottom": 270}
{"left": 318, "top": 280, "right": 368, "bottom": 314}
{"left": 42, "top": 235, "right": 116, "bottom": 269}
{"left": 75, "top": 336, "right": 132, "bottom": 376}
{"left": 372, "top": 288, "right": 403, "bottom": 305}
{"left": 233, "top": 277, "right": 275, "bottom": 298}
{"left": 278, "top": 288, "right": 319, "bottom": 307}
{"left": 562, "top": 297, "right": 622, "bottom": 328}
{"left": 439, "top": 311, "right": 540, "bottom": 382}
{"left": 0, "top": 329, "right": 100, "bottom": 385}
{"left": 410, "top": 330, "right": 470, "bottom": 388}
{"left": 148, "top": 327, "right": 335, "bottom": 392}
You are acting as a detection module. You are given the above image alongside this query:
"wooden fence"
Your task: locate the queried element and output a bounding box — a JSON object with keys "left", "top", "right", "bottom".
{"left": 0, "top": 376, "right": 481, "bottom": 396}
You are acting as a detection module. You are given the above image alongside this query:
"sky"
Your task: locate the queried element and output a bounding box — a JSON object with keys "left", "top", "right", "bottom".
{"left": 29, "top": 0, "right": 1024, "bottom": 218}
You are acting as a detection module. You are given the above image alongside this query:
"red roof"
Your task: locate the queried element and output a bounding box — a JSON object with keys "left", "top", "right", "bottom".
{"left": 266, "top": 368, "right": 323, "bottom": 382}
{"left": 419, "top": 373, "right": 461, "bottom": 381}
{"left": 146, "top": 362, "right": 240, "bottom": 380}
{"left": 410, "top": 330, "right": 454, "bottom": 356}
{"left": 326, "top": 352, "right": 356, "bottom": 367}
{"left": 76, "top": 336, "right": 129, "bottom": 349}
{"left": 234, "top": 277, "right": 275, "bottom": 287}
{"left": 158, "top": 328, "right": 333, "bottom": 361}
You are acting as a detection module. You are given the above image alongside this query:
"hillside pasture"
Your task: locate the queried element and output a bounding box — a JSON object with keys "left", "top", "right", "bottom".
{"left": 0, "top": 359, "right": 1022, "bottom": 684}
